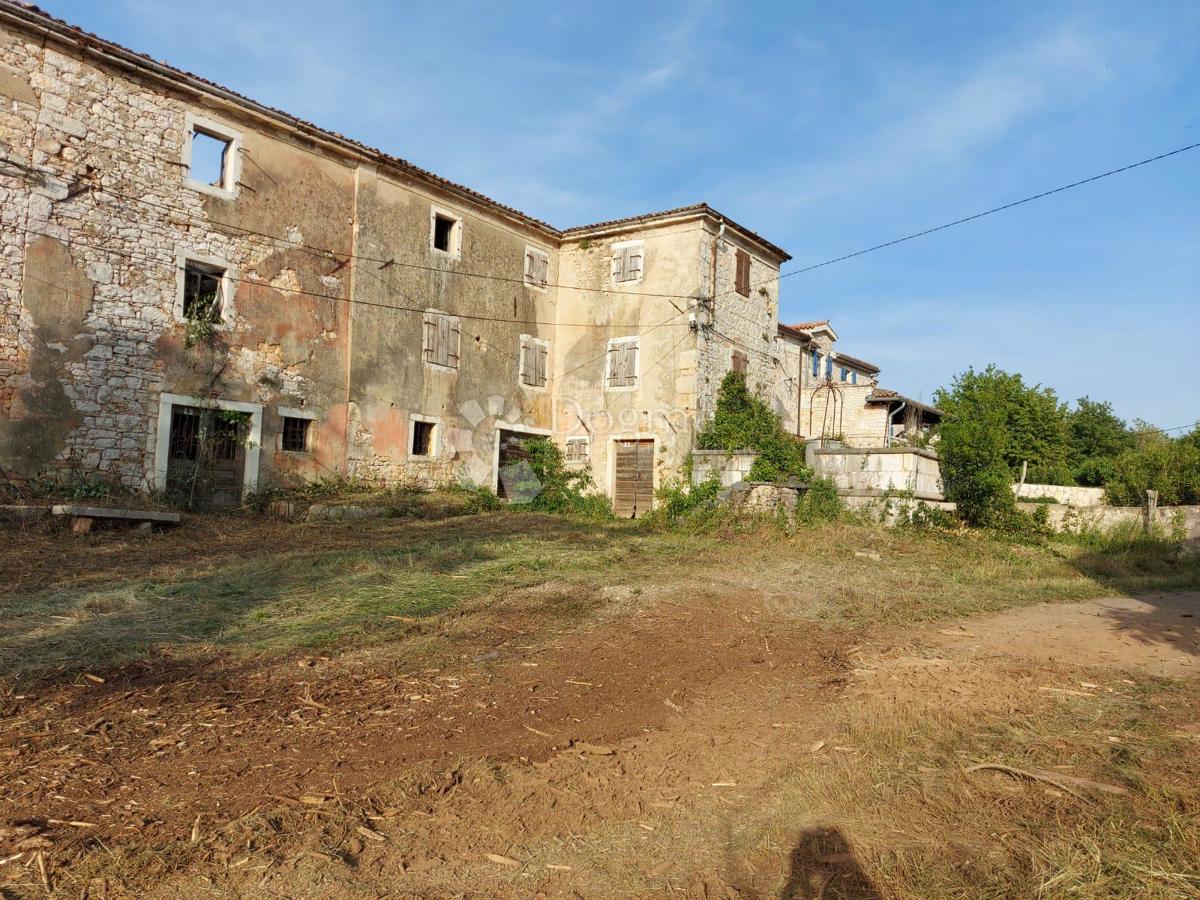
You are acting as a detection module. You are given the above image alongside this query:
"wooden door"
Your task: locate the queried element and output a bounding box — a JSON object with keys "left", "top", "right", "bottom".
{"left": 613, "top": 439, "right": 654, "bottom": 518}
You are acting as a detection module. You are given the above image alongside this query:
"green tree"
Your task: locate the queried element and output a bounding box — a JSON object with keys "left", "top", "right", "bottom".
{"left": 696, "top": 371, "right": 809, "bottom": 482}
{"left": 933, "top": 365, "right": 1071, "bottom": 484}
{"left": 1105, "top": 429, "right": 1200, "bottom": 507}
{"left": 1067, "top": 396, "right": 1133, "bottom": 486}
{"left": 936, "top": 402, "right": 1018, "bottom": 527}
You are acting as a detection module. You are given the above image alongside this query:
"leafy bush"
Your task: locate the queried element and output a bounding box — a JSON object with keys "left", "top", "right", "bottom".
{"left": 1072, "top": 456, "right": 1117, "bottom": 488}
{"left": 517, "top": 437, "right": 613, "bottom": 519}
{"left": 696, "top": 371, "right": 809, "bottom": 483}
{"left": 795, "top": 477, "right": 843, "bottom": 524}
{"left": 1105, "top": 433, "right": 1200, "bottom": 507}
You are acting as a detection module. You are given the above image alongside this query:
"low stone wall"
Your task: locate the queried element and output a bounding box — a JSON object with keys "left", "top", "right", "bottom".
{"left": 1014, "top": 483, "right": 1106, "bottom": 506}
{"left": 808, "top": 445, "right": 943, "bottom": 500}
{"left": 691, "top": 450, "right": 758, "bottom": 488}
{"left": 1018, "top": 502, "right": 1200, "bottom": 540}
{"left": 842, "top": 494, "right": 957, "bottom": 526}
{"left": 725, "top": 481, "right": 807, "bottom": 523}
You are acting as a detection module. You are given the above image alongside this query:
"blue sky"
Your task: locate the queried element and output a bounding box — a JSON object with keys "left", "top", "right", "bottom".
{"left": 45, "top": 0, "right": 1199, "bottom": 428}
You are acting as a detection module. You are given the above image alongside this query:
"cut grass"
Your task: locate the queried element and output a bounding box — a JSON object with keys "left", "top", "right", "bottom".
{"left": 2, "top": 511, "right": 1197, "bottom": 683}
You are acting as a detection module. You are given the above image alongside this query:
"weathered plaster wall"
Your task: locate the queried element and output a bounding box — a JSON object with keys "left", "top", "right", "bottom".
{"left": 555, "top": 219, "right": 706, "bottom": 501}
{"left": 347, "top": 166, "right": 558, "bottom": 488}
{"left": 0, "top": 22, "right": 355, "bottom": 489}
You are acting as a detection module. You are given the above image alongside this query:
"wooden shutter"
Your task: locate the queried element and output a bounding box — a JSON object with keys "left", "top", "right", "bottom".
{"left": 611, "top": 247, "right": 626, "bottom": 282}
{"left": 627, "top": 246, "right": 643, "bottom": 281}
{"left": 447, "top": 318, "right": 460, "bottom": 368}
{"left": 423, "top": 315, "right": 435, "bottom": 363}
{"left": 732, "top": 350, "right": 748, "bottom": 374}
{"left": 623, "top": 342, "right": 637, "bottom": 386}
{"left": 735, "top": 249, "right": 750, "bottom": 296}
{"left": 535, "top": 342, "right": 547, "bottom": 386}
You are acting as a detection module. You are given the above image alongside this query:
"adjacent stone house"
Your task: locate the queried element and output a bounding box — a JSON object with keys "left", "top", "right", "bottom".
{"left": 774, "top": 319, "right": 940, "bottom": 447}
{"left": 0, "top": 2, "right": 789, "bottom": 514}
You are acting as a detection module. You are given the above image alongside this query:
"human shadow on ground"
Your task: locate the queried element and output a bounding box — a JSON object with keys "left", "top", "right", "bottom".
{"left": 778, "top": 826, "right": 881, "bottom": 899}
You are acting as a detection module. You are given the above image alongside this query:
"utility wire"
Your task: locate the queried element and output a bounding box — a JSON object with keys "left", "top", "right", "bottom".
{"left": 14, "top": 222, "right": 690, "bottom": 330}
{"left": 1, "top": 156, "right": 707, "bottom": 302}
{"left": 758, "top": 141, "right": 1200, "bottom": 290}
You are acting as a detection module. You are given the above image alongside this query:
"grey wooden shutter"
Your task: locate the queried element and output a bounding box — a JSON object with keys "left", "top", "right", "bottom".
{"left": 611, "top": 247, "right": 626, "bottom": 282}
{"left": 423, "top": 315, "right": 435, "bottom": 363}
{"left": 627, "top": 246, "right": 643, "bottom": 281}
{"left": 608, "top": 343, "right": 621, "bottom": 386}
{"left": 447, "top": 318, "right": 460, "bottom": 368}
{"left": 520, "top": 340, "right": 531, "bottom": 384}
{"left": 536, "top": 343, "right": 548, "bottom": 386}
{"left": 623, "top": 342, "right": 637, "bottom": 386}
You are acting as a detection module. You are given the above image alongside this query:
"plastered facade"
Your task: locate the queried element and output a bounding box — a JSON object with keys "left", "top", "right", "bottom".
{"left": 0, "top": 4, "right": 791, "bottom": 507}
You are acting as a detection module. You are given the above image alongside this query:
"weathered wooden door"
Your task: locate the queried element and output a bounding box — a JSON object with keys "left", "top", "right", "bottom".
{"left": 166, "top": 405, "right": 247, "bottom": 509}
{"left": 613, "top": 439, "right": 654, "bottom": 518}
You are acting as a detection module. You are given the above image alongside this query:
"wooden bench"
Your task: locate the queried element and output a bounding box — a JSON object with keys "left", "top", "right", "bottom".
{"left": 51, "top": 504, "right": 181, "bottom": 533}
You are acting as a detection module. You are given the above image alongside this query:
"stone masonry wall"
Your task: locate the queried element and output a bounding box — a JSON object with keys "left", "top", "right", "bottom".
{"left": 0, "top": 22, "right": 355, "bottom": 490}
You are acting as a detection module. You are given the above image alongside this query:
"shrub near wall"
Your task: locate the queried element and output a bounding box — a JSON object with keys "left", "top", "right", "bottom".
{"left": 696, "top": 372, "right": 809, "bottom": 482}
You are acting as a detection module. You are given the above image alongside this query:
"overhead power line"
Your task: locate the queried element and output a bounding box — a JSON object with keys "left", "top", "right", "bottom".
{"left": 0, "top": 155, "right": 705, "bottom": 303}
{"left": 15, "top": 222, "right": 690, "bottom": 331}
{"left": 765, "top": 141, "right": 1200, "bottom": 286}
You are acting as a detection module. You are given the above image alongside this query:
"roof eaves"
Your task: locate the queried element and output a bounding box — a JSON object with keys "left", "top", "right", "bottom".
{"left": 1, "top": 1, "right": 562, "bottom": 238}
{"left": 565, "top": 203, "right": 792, "bottom": 263}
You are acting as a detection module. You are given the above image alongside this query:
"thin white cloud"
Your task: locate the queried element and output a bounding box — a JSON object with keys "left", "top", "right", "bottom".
{"left": 740, "top": 21, "right": 1126, "bottom": 226}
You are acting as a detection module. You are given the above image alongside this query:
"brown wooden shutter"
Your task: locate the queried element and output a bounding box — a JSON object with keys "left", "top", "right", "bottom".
{"left": 732, "top": 350, "right": 748, "bottom": 373}
{"left": 735, "top": 249, "right": 750, "bottom": 296}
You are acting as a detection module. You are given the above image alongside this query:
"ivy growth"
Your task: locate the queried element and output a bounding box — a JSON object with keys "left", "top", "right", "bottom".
{"left": 696, "top": 371, "right": 809, "bottom": 482}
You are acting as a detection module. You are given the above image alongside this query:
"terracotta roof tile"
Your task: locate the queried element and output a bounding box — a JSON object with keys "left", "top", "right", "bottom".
{"left": 2, "top": 3, "right": 791, "bottom": 262}
{"left": 833, "top": 352, "right": 880, "bottom": 374}
{"left": 785, "top": 320, "right": 831, "bottom": 331}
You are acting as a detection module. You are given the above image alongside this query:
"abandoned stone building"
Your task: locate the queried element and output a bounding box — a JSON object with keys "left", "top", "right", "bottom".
{"left": 0, "top": 3, "right": 931, "bottom": 516}
{"left": 774, "top": 320, "right": 941, "bottom": 447}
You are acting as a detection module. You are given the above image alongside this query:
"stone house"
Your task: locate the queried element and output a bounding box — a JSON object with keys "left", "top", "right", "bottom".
{"left": 774, "top": 319, "right": 940, "bottom": 447}
{"left": 0, "top": 2, "right": 789, "bottom": 515}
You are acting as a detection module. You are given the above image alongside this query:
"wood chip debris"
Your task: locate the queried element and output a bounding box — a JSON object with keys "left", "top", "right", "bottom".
{"left": 485, "top": 853, "right": 521, "bottom": 867}
{"left": 356, "top": 825, "right": 386, "bottom": 842}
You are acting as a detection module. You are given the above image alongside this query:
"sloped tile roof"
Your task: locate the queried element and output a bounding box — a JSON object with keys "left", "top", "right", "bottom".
{"left": 2, "top": 3, "right": 791, "bottom": 261}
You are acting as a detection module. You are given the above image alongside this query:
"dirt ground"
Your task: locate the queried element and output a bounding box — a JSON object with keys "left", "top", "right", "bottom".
{"left": 1, "top": 518, "right": 1198, "bottom": 897}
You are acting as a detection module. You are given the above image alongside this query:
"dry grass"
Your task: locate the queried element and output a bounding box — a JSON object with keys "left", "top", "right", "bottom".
{"left": 2, "top": 513, "right": 1197, "bottom": 684}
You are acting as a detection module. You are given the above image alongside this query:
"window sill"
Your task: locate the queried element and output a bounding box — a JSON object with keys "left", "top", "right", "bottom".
{"left": 184, "top": 178, "right": 238, "bottom": 201}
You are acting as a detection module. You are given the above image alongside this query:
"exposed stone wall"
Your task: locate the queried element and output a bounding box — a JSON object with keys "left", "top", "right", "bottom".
{"left": 0, "top": 24, "right": 355, "bottom": 492}
{"left": 691, "top": 449, "right": 757, "bottom": 488}
{"left": 696, "top": 228, "right": 780, "bottom": 427}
